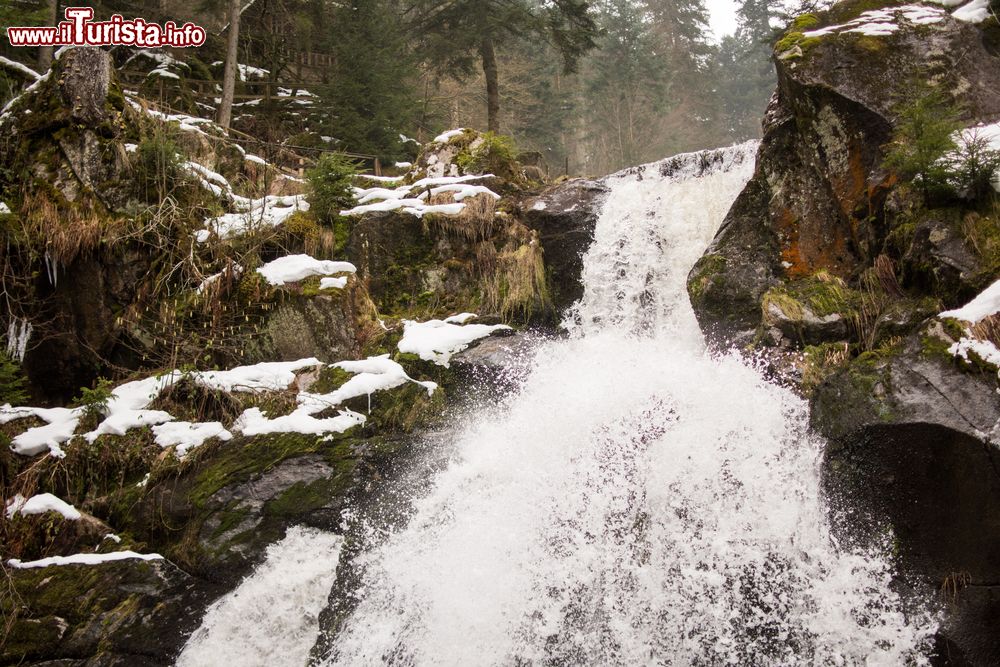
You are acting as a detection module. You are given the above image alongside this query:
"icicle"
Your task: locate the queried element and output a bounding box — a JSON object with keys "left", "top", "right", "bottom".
{"left": 44, "top": 249, "right": 58, "bottom": 287}
{"left": 5, "top": 318, "right": 32, "bottom": 361}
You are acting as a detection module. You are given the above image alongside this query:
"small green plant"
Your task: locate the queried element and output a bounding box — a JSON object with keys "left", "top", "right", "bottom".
{"left": 0, "top": 351, "right": 29, "bottom": 405}
{"left": 75, "top": 377, "right": 114, "bottom": 420}
{"left": 884, "top": 82, "right": 964, "bottom": 204}
{"left": 456, "top": 132, "right": 520, "bottom": 181}
{"left": 306, "top": 153, "right": 361, "bottom": 223}
{"left": 134, "top": 132, "right": 182, "bottom": 202}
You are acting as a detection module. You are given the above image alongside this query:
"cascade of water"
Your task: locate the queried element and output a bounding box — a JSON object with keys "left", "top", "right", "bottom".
{"left": 182, "top": 142, "right": 937, "bottom": 666}
{"left": 177, "top": 527, "right": 343, "bottom": 667}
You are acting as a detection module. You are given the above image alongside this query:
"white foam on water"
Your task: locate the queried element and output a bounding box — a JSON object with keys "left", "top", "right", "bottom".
{"left": 177, "top": 526, "right": 343, "bottom": 667}
{"left": 320, "top": 142, "right": 937, "bottom": 665}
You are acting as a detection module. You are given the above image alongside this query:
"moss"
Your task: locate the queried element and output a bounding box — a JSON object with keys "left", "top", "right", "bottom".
{"left": 455, "top": 132, "right": 522, "bottom": 183}
{"left": 687, "top": 253, "right": 727, "bottom": 304}
{"left": 264, "top": 475, "right": 345, "bottom": 517}
{"left": 775, "top": 29, "right": 822, "bottom": 56}
{"left": 2, "top": 559, "right": 163, "bottom": 662}
{"left": 762, "top": 271, "right": 860, "bottom": 323}
{"left": 855, "top": 35, "right": 885, "bottom": 52}
{"left": 801, "top": 342, "right": 851, "bottom": 395}
{"left": 775, "top": 31, "right": 807, "bottom": 53}
{"left": 283, "top": 210, "right": 321, "bottom": 246}
{"left": 790, "top": 13, "right": 820, "bottom": 30}
{"left": 309, "top": 366, "right": 355, "bottom": 394}
{"left": 962, "top": 205, "right": 1000, "bottom": 279}
{"left": 185, "top": 432, "right": 330, "bottom": 508}
{"left": 369, "top": 380, "right": 447, "bottom": 432}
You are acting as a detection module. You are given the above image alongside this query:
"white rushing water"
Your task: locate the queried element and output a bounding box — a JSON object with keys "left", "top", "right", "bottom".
{"left": 318, "top": 142, "right": 936, "bottom": 665}
{"left": 182, "top": 142, "right": 937, "bottom": 665}
{"left": 177, "top": 527, "right": 343, "bottom": 667}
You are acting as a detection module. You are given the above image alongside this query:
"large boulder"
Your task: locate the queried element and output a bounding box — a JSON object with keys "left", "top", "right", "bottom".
{"left": 522, "top": 179, "right": 610, "bottom": 313}
{"left": 689, "top": 4, "right": 1000, "bottom": 345}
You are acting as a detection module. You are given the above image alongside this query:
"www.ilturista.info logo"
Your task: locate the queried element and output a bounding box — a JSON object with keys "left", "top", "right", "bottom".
{"left": 6, "top": 7, "right": 206, "bottom": 48}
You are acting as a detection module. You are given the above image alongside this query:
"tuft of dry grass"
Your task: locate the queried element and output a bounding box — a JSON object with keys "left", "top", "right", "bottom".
{"left": 425, "top": 192, "right": 496, "bottom": 241}
{"left": 19, "top": 190, "right": 105, "bottom": 266}
{"left": 873, "top": 254, "right": 903, "bottom": 297}
{"left": 971, "top": 313, "right": 1000, "bottom": 349}
{"left": 481, "top": 232, "right": 550, "bottom": 321}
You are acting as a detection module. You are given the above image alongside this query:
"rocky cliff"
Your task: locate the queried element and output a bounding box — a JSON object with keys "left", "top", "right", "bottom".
{"left": 688, "top": 2, "right": 1000, "bottom": 663}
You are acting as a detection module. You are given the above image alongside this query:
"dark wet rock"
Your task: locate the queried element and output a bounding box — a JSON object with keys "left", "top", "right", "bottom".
{"left": 687, "top": 6, "right": 1000, "bottom": 660}
{"left": 522, "top": 179, "right": 610, "bottom": 312}
{"left": 345, "top": 206, "right": 551, "bottom": 322}
{"left": 1, "top": 558, "right": 220, "bottom": 666}
{"left": 814, "top": 331, "right": 1000, "bottom": 664}
{"left": 450, "top": 331, "right": 552, "bottom": 398}
{"left": 810, "top": 332, "right": 999, "bottom": 444}
{"left": 823, "top": 420, "right": 1000, "bottom": 666}
{"left": 251, "top": 282, "right": 379, "bottom": 364}
{"left": 901, "top": 209, "right": 987, "bottom": 307}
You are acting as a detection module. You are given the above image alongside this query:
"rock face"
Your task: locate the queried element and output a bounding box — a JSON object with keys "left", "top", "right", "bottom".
{"left": 689, "top": 6, "right": 1000, "bottom": 344}
{"left": 522, "top": 179, "right": 610, "bottom": 312}
{"left": 688, "top": 3, "right": 1000, "bottom": 662}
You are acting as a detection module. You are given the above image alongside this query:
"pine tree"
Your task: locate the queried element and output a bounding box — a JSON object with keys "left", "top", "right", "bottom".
{"left": 643, "top": 0, "right": 726, "bottom": 155}
{"left": 583, "top": 0, "right": 665, "bottom": 171}
{"left": 318, "top": 0, "right": 419, "bottom": 159}
{"left": 406, "top": 0, "right": 599, "bottom": 133}
{"left": 713, "top": 0, "right": 778, "bottom": 140}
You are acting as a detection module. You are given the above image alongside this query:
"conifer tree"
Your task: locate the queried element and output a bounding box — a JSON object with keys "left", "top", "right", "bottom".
{"left": 584, "top": 0, "right": 664, "bottom": 171}
{"left": 319, "top": 0, "right": 419, "bottom": 158}
{"left": 406, "top": 0, "right": 599, "bottom": 133}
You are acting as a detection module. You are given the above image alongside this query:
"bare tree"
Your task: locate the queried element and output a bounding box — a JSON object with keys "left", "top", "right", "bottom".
{"left": 217, "top": 0, "right": 242, "bottom": 130}
{"left": 37, "top": 0, "right": 58, "bottom": 71}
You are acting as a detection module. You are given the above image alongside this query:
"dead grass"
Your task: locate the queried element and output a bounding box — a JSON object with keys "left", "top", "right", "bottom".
{"left": 19, "top": 189, "right": 105, "bottom": 266}
{"left": 481, "top": 232, "right": 550, "bottom": 321}
{"left": 425, "top": 192, "right": 497, "bottom": 241}
{"left": 971, "top": 313, "right": 1000, "bottom": 349}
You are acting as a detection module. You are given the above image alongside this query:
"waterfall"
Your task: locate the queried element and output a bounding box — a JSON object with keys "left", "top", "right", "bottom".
{"left": 177, "top": 527, "right": 344, "bottom": 666}
{"left": 181, "top": 142, "right": 937, "bottom": 666}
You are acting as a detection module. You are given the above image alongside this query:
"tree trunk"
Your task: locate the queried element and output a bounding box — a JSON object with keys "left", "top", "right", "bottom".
{"left": 37, "top": 0, "right": 58, "bottom": 71}
{"left": 479, "top": 36, "right": 500, "bottom": 133}
{"left": 217, "top": 0, "right": 242, "bottom": 130}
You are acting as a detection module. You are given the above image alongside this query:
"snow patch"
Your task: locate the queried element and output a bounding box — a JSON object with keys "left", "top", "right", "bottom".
{"left": 196, "top": 358, "right": 321, "bottom": 393}
{"left": 83, "top": 373, "right": 181, "bottom": 443}
{"left": 0, "top": 405, "right": 82, "bottom": 457}
{"left": 8, "top": 550, "right": 163, "bottom": 569}
{"left": 949, "top": 336, "right": 1000, "bottom": 368}
{"left": 256, "top": 254, "right": 356, "bottom": 286}
{"left": 6, "top": 492, "right": 81, "bottom": 520}
{"left": 398, "top": 317, "right": 511, "bottom": 367}
{"left": 952, "top": 0, "right": 991, "bottom": 22}
{"left": 320, "top": 276, "right": 348, "bottom": 290}
{"left": 433, "top": 128, "right": 467, "bottom": 143}
{"left": 343, "top": 175, "right": 497, "bottom": 219}
{"left": 152, "top": 421, "right": 233, "bottom": 457}
{"left": 940, "top": 279, "right": 1000, "bottom": 323}
{"left": 297, "top": 355, "right": 436, "bottom": 415}
{"left": 802, "top": 5, "right": 947, "bottom": 39}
